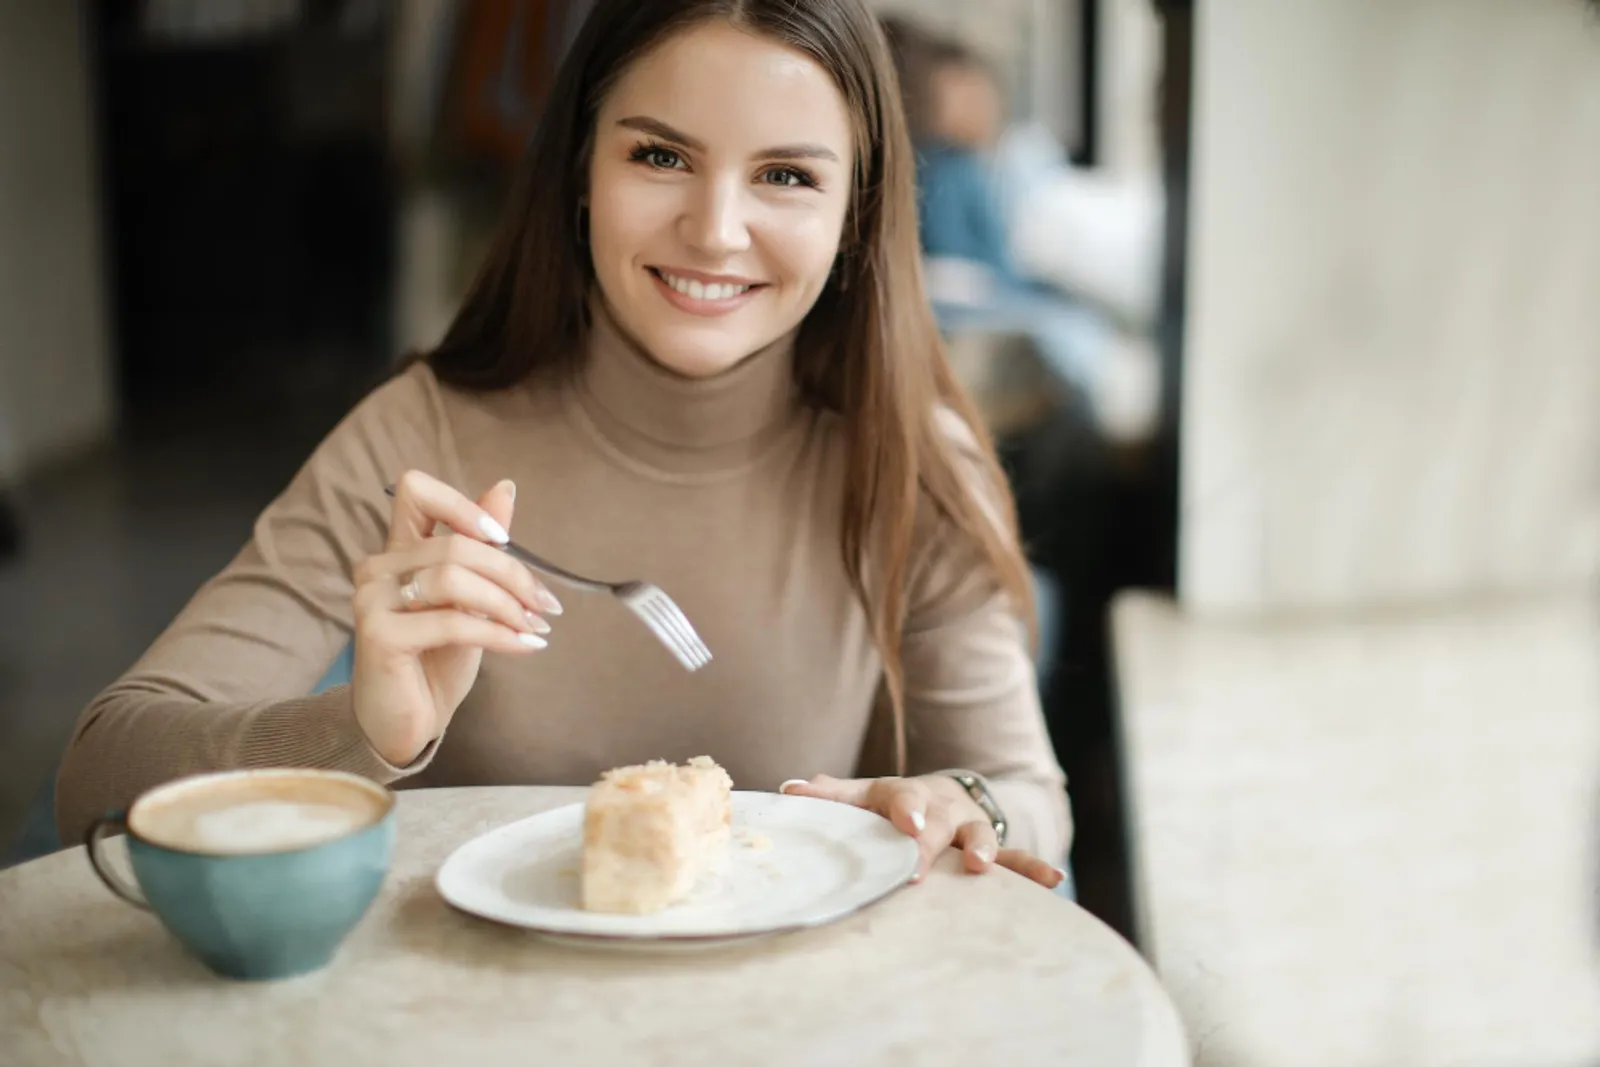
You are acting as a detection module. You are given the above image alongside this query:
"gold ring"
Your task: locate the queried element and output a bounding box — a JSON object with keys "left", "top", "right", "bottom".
{"left": 398, "top": 573, "right": 426, "bottom": 611}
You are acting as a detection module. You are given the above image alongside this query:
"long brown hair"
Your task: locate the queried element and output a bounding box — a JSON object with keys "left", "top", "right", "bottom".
{"left": 427, "top": 0, "right": 1034, "bottom": 772}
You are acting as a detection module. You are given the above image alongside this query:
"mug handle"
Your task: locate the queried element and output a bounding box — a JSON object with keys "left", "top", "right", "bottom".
{"left": 85, "top": 813, "right": 151, "bottom": 911}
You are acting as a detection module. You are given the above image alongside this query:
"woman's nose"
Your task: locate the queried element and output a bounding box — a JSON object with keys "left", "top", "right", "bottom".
{"left": 679, "top": 177, "right": 752, "bottom": 258}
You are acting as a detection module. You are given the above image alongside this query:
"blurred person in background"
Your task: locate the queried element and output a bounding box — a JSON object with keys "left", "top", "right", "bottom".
{"left": 880, "top": 16, "right": 1146, "bottom": 433}
{"left": 882, "top": 19, "right": 1014, "bottom": 294}
{"left": 53, "top": 0, "right": 1073, "bottom": 891}
{"left": 881, "top": 17, "right": 1016, "bottom": 300}
{"left": 882, "top": 16, "right": 1163, "bottom": 332}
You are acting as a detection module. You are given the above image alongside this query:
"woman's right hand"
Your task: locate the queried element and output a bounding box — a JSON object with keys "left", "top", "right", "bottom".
{"left": 350, "top": 469, "right": 562, "bottom": 766}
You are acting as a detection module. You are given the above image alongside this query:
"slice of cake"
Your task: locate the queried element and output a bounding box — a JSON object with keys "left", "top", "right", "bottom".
{"left": 581, "top": 756, "right": 733, "bottom": 914}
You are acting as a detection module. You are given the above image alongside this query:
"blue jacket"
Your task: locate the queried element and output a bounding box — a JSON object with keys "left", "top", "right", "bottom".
{"left": 914, "top": 141, "right": 1016, "bottom": 282}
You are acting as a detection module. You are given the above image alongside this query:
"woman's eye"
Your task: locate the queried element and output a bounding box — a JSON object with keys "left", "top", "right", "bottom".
{"left": 630, "top": 143, "right": 686, "bottom": 170}
{"left": 762, "top": 167, "right": 815, "bottom": 189}
{"left": 644, "top": 147, "right": 683, "bottom": 169}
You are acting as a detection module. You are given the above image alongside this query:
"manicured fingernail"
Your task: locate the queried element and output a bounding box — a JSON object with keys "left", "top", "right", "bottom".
{"left": 778, "top": 779, "right": 808, "bottom": 794}
{"left": 1054, "top": 866, "right": 1069, "bottom": 884}
{"left": 478, "top": 514, "right": 510, "bottom": 544}
{"left": 974, "top": 846, "right": 995, "bottom": 864}
{"left": 499, "top": 479, "right": 517, "bottom": 503}
{"left": 517, "top": 632, "right": 547, "bottom": 649}
{"left": 536, "top": 589, "right": 564, "bottom": 615}
{"left": 909, "top": 810, "right": 926, "bottom": 832}
{"left": 524, "top": 611, "right": 551, "bottom": 634}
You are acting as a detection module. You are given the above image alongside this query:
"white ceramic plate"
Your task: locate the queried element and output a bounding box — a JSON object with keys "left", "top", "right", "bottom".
{"left": 435, "top": 791, "right": 919, "bottom": 947}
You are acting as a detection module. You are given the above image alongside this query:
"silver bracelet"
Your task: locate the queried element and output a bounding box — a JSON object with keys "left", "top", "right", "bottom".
{"left": 939, "top": 769, "right": 1009, "bottom": 846}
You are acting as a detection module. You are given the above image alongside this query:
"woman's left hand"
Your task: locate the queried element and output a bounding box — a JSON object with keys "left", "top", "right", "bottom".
{"left": 779, "top": 774, "right": 1066, "bottom": 890}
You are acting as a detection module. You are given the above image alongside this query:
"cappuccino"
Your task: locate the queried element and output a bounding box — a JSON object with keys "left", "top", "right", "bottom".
{"left": 132, "top": 770, "right": 389, "bottom": 855}
{"left": 88, "top": 767, "right": 396, "bottom": 979}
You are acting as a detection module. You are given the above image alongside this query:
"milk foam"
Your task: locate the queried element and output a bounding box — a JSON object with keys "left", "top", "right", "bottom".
{"left": 186, "top": 800, "right": 373, "bottom": 853}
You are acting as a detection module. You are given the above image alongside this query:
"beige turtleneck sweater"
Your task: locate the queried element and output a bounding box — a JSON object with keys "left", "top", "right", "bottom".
{"left": 54, "top": 311, "right": 1071, "bottom": 859}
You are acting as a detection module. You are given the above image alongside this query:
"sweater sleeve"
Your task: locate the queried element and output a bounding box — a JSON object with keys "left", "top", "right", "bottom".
{"left": 897, "top": 413, "right": 1073, "bottom": 861}
{"left": 54, "top": 364, "right": 459, "bottom": 844}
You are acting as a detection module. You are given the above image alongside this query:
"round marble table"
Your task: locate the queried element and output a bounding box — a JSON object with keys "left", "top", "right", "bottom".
{"left": 0, "top": 787, "right": 1189, "bottom": 1066}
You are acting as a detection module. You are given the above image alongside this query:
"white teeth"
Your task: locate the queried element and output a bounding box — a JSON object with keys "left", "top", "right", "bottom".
{"left": 659, "top": 271, "right": 752, "bottom": 301}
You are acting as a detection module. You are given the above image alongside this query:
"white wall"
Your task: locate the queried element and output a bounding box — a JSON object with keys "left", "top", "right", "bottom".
{"left": 1180, "top": 0, "right": 1600, "bottom": 613}
{"left": 1097, "top": 0, "right": 1161, "bottom": 180}
{"left": 0, "top": 1, "right": 114, "bottom": 479}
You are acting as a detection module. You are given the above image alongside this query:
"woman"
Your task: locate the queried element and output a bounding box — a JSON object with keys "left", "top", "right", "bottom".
{"left": 56, "top": 0, "right": 1072, "bottom": 887}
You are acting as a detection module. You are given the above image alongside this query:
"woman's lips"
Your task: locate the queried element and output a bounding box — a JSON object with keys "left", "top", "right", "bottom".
{"left": 648, "top": 267, "right": 766, "bottom": 317}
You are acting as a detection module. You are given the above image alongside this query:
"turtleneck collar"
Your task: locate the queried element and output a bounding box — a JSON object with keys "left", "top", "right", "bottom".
{"left": 567, "top": 296, "right": 803, "bottom": 479}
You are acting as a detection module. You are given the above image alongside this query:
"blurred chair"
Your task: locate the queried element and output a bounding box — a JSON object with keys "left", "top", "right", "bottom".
{"left": 932, "top": 275, "right": 1116, "bottom": 407}
{"left": 933, "top": 272, "right": 1159, "bottom": 449}
{"left": 940, "top": 326, "right": 1064, "bottom": 442}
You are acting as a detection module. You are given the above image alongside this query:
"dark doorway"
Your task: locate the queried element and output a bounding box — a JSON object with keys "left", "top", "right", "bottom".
{"left": 88, "top": 1, "right": 397, "bottom": 440}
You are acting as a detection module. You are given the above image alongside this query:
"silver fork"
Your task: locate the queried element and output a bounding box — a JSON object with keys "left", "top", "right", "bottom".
{"left": 382, "top": 486, "right": 711, "bottom": 671}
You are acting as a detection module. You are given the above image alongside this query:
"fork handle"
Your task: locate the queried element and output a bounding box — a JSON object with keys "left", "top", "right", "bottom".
{"left": 380, "top": 484, "right": 614, "bottom": 595}
{"left": 498, "top": 541, "right": 614, "bottom": 594}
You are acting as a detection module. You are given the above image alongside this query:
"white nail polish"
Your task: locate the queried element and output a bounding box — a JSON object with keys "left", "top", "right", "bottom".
{"left": 910, "top": 810, "right": 926, "bottom": 832}
{"left": 478, "top": 514, "right": 510, "bottom": 544}
{"left": 778, "top": 779, "right": 808, "bottom": 794}
{"left": 500, "top": 479, "right": 516, "bottom": 503}
{"left": 525, "top": 612, "right": 551, "bottom": 634}
{"left": 537, "top": 589, "right": 564, "bottom": 616}
{"left": 974, "top": 847, "right": 995, "bottom": 864}
{"left": 517, "top": 632, "right": 547, "bottom": 649}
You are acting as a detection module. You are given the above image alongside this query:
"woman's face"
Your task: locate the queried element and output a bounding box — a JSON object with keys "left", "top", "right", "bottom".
{"left": 587, "top": 21, "right": 855, "bottom": 379}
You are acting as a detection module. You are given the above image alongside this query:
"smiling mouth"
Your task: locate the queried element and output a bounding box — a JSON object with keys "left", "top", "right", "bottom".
{"left": 649, "top": 268, "right": 766, "bottom": 302}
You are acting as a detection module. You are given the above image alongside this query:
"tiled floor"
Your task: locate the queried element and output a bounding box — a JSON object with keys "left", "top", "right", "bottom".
{"left": 0, "top": 394, "right": 354, "bottom": 850}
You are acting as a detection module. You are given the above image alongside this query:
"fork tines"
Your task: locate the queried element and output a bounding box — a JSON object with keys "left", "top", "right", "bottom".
{"left": 624, "top": 585, "right": 712, "bottom": 671}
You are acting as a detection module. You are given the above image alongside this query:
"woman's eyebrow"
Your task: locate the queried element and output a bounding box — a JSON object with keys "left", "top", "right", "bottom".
{"left": 755, "top": 142, "right": 840, "bottom": 162}
{"left": 618, "top": 115, "right": 706, "bottom": 150}
{"left": 617, "top": 115, "right": 839, "bottom": 163}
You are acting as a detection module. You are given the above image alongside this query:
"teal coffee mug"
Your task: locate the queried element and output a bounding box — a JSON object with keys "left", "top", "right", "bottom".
{"left": 85, "top": 768, "right": 395, "bottom": 981}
